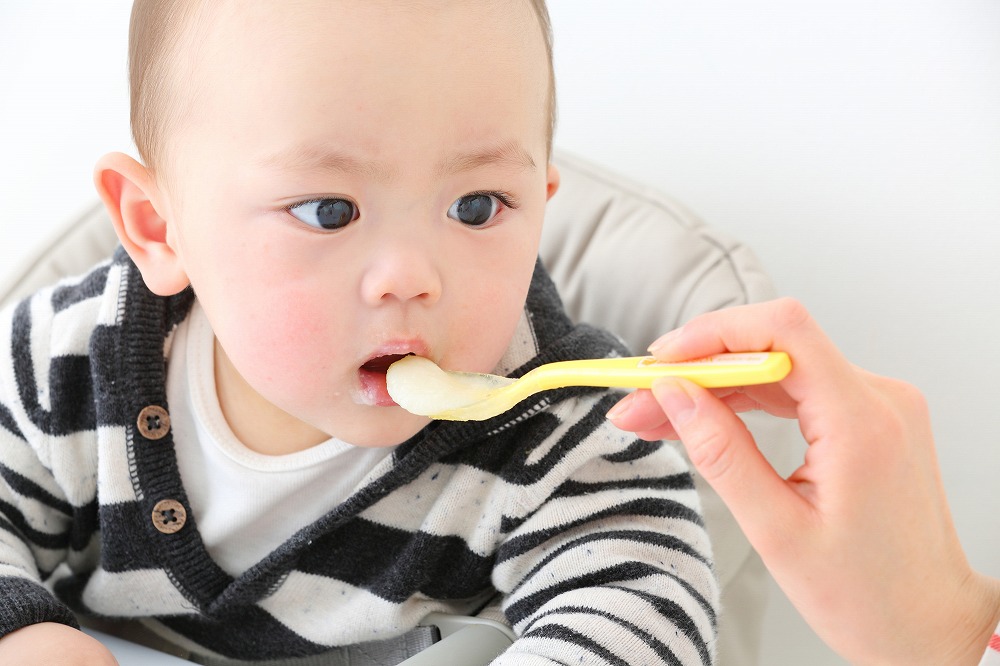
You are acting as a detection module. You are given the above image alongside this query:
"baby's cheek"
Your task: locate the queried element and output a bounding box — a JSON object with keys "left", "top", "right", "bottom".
{"left": 235, "top": 291, "right": 338, "bottom": 399}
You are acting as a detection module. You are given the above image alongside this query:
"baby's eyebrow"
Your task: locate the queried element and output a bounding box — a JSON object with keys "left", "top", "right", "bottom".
{"left": 255, "top": 139, "right": 536, "bottom": 182}
{"left": 254, "top": 147, "right": 396, "bottom": 182}
{"left": 439, "top": 140, "right": 537, "bottom": 176}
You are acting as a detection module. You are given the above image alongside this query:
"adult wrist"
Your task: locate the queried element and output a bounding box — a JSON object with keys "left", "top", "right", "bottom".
{"left": 937, "top": 572, "right": 1000, "bottom": 666}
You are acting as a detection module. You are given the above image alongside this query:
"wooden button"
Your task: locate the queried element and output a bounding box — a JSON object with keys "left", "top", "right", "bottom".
{"left": 137, "top": 405, "right": 170, "bottom": 440}
{"left": 151, "top": 499, "right": 187, "bottom": 534}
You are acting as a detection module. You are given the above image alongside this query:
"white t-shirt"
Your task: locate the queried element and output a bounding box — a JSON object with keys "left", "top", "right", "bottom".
{"left": 165, "top": 301, "right": 394, "bottom": 576}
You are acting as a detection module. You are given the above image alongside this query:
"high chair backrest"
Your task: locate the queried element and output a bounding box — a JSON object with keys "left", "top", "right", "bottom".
{"left": 0, "top": 151, "right": 790, "bottom": 666}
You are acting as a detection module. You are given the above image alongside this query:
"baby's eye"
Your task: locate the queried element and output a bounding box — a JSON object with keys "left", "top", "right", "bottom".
{"left": 288, "top": 198, "right": 359, "bottom": 231}
{"left": 447, "top": 193, "right": 501, "bottom": 227}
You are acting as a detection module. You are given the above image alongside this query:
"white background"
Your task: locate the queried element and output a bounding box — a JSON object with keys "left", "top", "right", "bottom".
{"left": 2, "top": 2, "right": 999, "bottom": 664}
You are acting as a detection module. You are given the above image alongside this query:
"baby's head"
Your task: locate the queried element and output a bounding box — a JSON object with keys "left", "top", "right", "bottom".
{"left": 96, "top": 0, "right": 560, "bottom": 449}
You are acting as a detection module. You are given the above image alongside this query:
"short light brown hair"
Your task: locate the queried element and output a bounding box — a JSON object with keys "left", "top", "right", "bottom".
{"left": 127, "top": 0, "right": 201, "bottom": 176}
{"left": 128, "top": 0, "right": 557, "bottom": 175}
{"left": 529, "top": 0, "right": 557, "bottom": 157}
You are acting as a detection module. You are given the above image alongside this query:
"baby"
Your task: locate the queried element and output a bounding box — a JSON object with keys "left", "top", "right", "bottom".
{"left": 0, "top": 1, "right": 718, "bottom": 664}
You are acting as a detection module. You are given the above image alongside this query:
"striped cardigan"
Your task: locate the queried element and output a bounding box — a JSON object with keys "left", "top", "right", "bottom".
{"left": 0, "top": 248, "right": 718, "bottom": 664}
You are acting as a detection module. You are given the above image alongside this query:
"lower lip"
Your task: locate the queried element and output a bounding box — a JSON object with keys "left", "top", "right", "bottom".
{"left": 357, "top": 369, "right": 398, "bottom": 407}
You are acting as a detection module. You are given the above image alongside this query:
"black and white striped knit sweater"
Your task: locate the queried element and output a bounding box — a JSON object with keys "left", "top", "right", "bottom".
{"left": 0, "top": 248, "right": 718, "bottom": 664}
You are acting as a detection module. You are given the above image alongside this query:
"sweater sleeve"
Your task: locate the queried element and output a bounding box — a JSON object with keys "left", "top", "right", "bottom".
{"left": 0, "top": 291, "right": 95, "bottom": 637}
{"left": 0, "top": 398, "right": 82, "bottom": 637}
{"left": 0, "top": 405, "right": 82, "bottom": 637}
{"left": 489, "top": 393, "right": 718, "bottom": 665}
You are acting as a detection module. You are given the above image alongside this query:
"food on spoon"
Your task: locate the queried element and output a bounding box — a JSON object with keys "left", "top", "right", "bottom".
{"left": 386, "top": 355, "right": 512, "bottom": 417}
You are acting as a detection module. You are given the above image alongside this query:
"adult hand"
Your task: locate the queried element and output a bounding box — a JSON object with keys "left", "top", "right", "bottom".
{"left": 0, "top": 623, "right": 118, "bottom": 665}
{"left": 607, "top": 298, "right": 1000, "bottom": 665}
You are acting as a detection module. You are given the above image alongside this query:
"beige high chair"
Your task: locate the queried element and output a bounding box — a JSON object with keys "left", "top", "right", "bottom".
{"left": 0, "top": 151, "right": 793, "bottom": 666}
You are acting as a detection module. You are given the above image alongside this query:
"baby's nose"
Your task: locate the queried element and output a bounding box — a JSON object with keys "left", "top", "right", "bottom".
{"left": 359, "top": 241, "right": 442, "bottom": 305}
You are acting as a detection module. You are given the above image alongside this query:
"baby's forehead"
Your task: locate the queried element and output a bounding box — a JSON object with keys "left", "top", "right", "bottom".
{"left": 170, "top": 1, "right": 541, "bottom": 94}
{"left": 138, "top": 0, "right": 553, "bottom": 172}
{"left": 176, "top": 0, "right": 541, "bottom": 48}
{"left": 178, "top": 2, "right": 544, "bottom": 101}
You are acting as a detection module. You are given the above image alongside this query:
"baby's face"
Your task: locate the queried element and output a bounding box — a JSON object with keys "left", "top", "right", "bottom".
{"left": 159, "top": 0, "right": 554, "bottom": 447}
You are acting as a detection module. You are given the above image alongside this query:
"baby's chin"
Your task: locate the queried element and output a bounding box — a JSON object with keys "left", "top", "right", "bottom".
{"left": 324, "top": 404, "right": 431, "bottom": 448}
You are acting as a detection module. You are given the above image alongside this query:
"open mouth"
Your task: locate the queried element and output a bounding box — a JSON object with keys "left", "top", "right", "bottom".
{"left": 360, "top": 353, "right": 412, "bottom": 374}
{"left": 357, "top": 353, "right": 416, "bottom": 407}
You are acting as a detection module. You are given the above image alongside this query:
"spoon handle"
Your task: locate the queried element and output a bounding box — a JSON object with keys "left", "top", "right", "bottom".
{"left": 526, "top": 352, "right": 791, "bottom": 390}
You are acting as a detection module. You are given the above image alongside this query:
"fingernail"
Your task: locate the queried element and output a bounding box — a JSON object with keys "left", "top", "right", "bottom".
{"left": 647, "top": 327, "right": 683, "bottom": 357}
{"left": 652, "top": 379, "right": 696, "bottom": 425}
{"left": 605, "top": 393, "right": 633, "bottom": 420}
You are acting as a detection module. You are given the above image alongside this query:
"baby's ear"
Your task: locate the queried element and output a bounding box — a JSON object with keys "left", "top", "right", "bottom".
{"left": 545, "top": 163, "right": 560, "bottom": 201}
{"left": 94, "top": 152, "right": 190, "bottom": 296}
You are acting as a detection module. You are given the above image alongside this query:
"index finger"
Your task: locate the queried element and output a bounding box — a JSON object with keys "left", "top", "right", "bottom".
{"left": 648, "top": 298, "right": 866, "bottom": 416}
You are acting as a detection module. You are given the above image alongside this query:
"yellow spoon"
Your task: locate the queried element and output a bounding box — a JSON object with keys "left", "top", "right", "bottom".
{"left": 386, "top": 352, "right": 791, "bottom": 421}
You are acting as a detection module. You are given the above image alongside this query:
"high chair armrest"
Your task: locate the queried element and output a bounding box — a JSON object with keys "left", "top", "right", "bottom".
{"left": 82, "top": 616, "right": 516, "bottom": 665}
{"left": 81, "top": 628, "right": 195, "bottom": 665}
{"left": 401, "top": 613, "right": 515, "bottom": 666}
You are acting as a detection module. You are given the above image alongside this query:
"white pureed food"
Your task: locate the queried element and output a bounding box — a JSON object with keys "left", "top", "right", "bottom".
{"left": 385, "top": 355, "right": 512, "bottom": 418}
